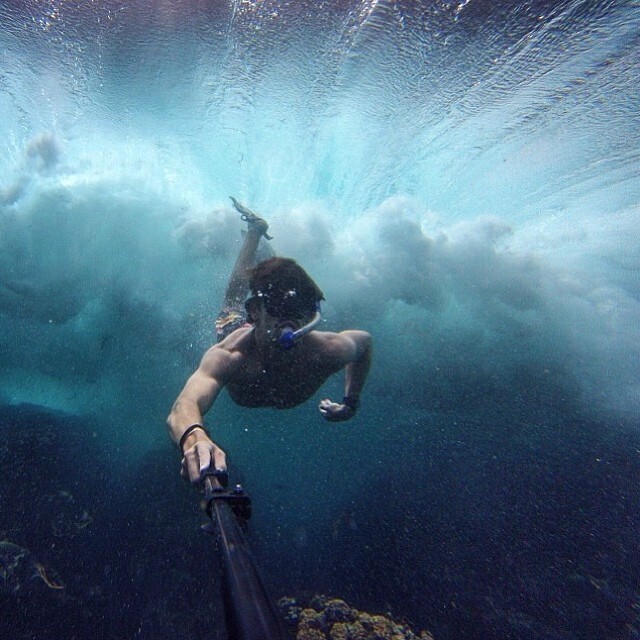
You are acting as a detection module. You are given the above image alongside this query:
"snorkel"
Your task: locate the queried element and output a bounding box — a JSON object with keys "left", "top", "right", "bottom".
{"left": 277, "top": 302, "right": 322, "bottom": 350}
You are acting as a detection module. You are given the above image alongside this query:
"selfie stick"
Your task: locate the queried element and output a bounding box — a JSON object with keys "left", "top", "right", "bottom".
{"left": 201, "top": 473, "right": 288, "bottom": 640}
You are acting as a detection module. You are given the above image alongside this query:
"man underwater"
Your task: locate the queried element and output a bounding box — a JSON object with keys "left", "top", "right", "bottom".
{"left": 167, "top": 199, "right": 372, "bottom": 482}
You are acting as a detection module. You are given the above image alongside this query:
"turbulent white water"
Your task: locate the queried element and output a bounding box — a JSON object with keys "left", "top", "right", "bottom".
{"left": 0, "top": 0, "right": 638, "bottom": 429}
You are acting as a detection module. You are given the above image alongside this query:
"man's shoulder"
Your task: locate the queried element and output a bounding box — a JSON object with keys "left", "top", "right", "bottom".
{"left": 215, "top": 326, "right": 254, "bottom": 351}
{"left": 308, "top": 329, "right": 367, "bottom": 361}
{"left": 201, "top": 328, "right": 254, "bottom": 368}
{"left": 308, "top": 329, "right": 345, "bottom": 347}
{"left": 311, "top": 328, "right": 370, "bottom": 345}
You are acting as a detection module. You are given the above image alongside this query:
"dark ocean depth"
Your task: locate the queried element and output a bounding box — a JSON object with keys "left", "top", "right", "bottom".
{"left": 1, "top": 401, "right": 638, "bottom": 639}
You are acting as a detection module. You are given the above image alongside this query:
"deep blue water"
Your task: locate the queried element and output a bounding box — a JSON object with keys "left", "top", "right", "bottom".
{"left": 1, "top": 0, "right": 639, "bottom": 638}
{"left": 1, "top": 402, "right": 639, "bottom": 639}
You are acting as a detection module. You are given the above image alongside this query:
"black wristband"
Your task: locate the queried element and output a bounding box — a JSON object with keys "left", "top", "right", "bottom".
{"left": 343, "top": 395, "right": 359, "bottom": 412}
{"left": 179, "top": 424, "right": 208, "bottom": 453}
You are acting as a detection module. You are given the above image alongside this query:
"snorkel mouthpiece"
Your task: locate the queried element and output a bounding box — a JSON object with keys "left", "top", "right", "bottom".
{"left": 278, "top": 327, "right": 298, "bottom": 350}
{"left": 277, "top": 306, "right": 322, "bottom": 350}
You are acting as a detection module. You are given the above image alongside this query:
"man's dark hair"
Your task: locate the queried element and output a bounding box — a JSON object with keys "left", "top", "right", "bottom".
{"left": 249, "top": 257, "right": 324, "bottom": 309}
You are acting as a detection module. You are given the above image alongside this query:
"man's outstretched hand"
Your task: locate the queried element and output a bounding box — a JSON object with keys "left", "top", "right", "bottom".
{"left": 319, "top": 398, "right": 356, "bottom": 422}
{"left": 181, "top": 435, "right": 227, "bottom": 484}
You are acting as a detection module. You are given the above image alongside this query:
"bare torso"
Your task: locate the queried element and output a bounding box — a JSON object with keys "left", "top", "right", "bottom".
{"left": 224, "top": 328, "right": 345, "bottom": 409}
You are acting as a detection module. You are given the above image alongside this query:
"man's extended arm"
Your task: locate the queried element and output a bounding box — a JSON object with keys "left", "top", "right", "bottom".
{"left": 319, "top": 330, "right": 372, "bottom": 422}
{"left": 167, "top": 346, "right": 234, "bottom": 482}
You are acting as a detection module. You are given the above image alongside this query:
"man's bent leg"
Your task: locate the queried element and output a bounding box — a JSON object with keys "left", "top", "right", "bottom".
{"left": 224, "top": 223, "right": 267, "bottom": 306}
{"left": 215, "top": 200, "right": 272, "bottom": 341}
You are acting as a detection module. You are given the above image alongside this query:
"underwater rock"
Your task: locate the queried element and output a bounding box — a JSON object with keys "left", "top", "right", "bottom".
{"left": 280, "top": 595, "right": 434, "bottom": 640}
{"left": 323, "top": 598, "right": 358, "bottom": 625}
{"left": 278, "top": 595, "right": 302, "bottom": 623}
{"left": 0, "top": 541, "right": 32, "bottom": 595}
{"left": 0, "top": 540, "right": 64, "bottom": 595}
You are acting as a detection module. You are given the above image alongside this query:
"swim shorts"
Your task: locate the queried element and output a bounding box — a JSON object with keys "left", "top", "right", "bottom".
{"left": 215, "top": 304, "right": 251, "bottom": 342}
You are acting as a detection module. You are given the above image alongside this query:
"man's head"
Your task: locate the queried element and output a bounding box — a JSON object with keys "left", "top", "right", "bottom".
{"left": 245, "top": 257, "right": 324, "bottom": 324}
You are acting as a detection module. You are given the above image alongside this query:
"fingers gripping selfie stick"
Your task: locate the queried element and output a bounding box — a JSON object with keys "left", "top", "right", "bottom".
{"left": 201, "top": 471, "right": 288, "bottom": 640}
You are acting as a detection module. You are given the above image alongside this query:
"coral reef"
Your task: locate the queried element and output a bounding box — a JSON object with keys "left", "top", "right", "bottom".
{"left": 279, "top": 595, "right": 434, "bottom": 640}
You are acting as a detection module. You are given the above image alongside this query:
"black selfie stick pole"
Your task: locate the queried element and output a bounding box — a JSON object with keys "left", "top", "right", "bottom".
{"left": 202, "top": 473, "right": 288, "bottom": 640}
